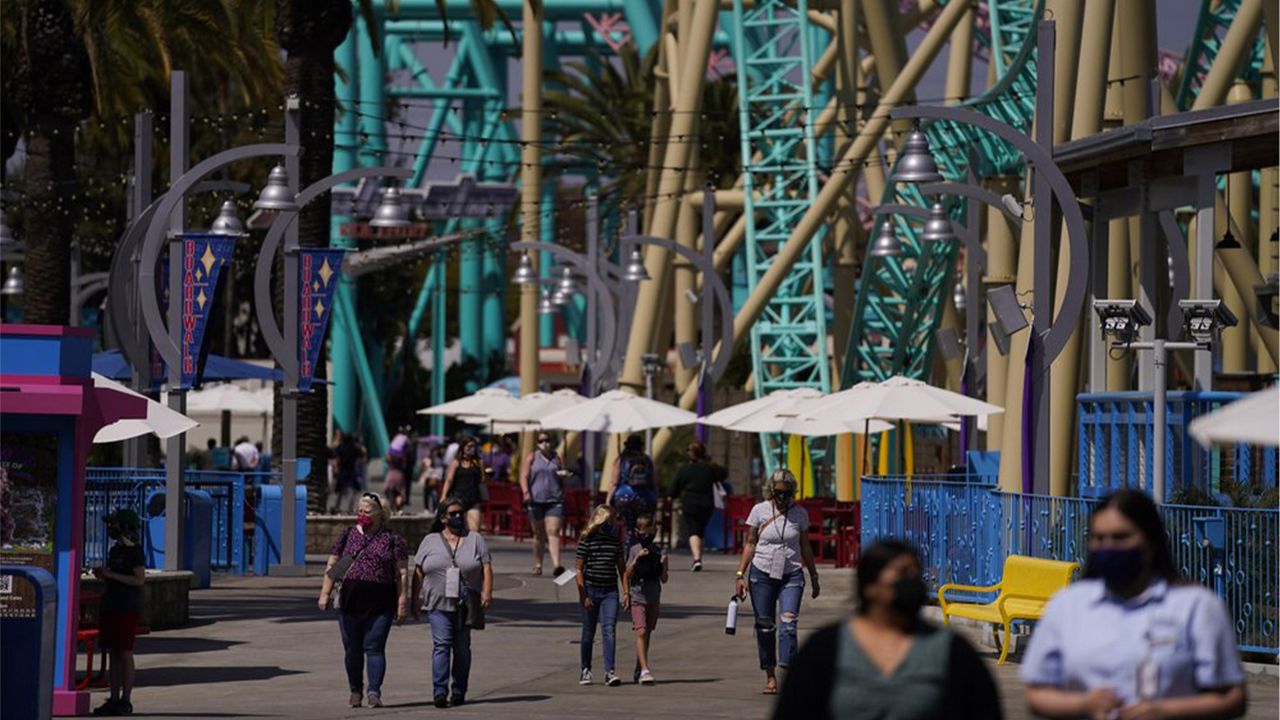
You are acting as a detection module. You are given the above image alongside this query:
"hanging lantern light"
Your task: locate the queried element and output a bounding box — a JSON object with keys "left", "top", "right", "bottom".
{"left": 953, "top": 278, "right": 966, "bottom": 311}
{"left": 555, "top": 265, "right": 579, "bottom": 297}
{"left": 0, "top": 208, "right": 15, "bottom": 248}
{"left": 253, "top": 165, "right": 298, "bottom": 212}
{"left": 370, "top": 186, "right": 412, "bottom": 229}
{"left": 889, "top": 126, "right": 943, "bottom": 184}
{"left": 537, "top": 286, "right": 557, "bottom": 315}
{"left": 511, "top": 252, "right": 538, "bottom": 285}
{"left": 209, "top": 200, "right": 247, "bottom": 236}
{"left": 921, "top": 203, "right": 955, "bottom": 243}
{"left": 1, "top": 266, "right": 24, "bottom": 296}
{"left": 868, "top": 221, "right": 904, "bottom": 258}
{"left": 622, "top": 247, "right": 650, "bottom": 282}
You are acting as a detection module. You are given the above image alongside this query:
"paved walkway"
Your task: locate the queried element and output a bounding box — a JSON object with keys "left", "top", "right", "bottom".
{"left": 117, "top": 537, "right": 1276, "bottom": 719}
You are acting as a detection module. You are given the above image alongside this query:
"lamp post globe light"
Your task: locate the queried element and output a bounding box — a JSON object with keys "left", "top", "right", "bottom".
{"left": 512, "top": 252, "right": 538, "bottom": 285}
{"left": 869, "top": 221, "right": 905, "bottom": 258}
{"left": 2, "top": 266, "right": 23, "bottom": 296}
{"left": 209, "top": 200, "right": 248, "bottom": 236}
{"left": 369, "top": 186, "right": 412, "bottom": 229}
{"left": 622, "top": 247, "right": 651, "bottom": 282}
{"left": 889, "top": 127, "right": 944, "bottom": 185}
{"left": 253, "top": 165, "right": 299, "bottom": 212}
{"left": 920, "top": 203, "right": 955, "bottom": 244}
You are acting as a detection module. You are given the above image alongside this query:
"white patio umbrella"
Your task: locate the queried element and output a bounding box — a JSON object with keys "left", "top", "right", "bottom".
{"left": 538, "top": 389, "right": 697, "bottom": 433}
{"left": 700, "top": 389, "right": 893, "bottom": 436}
{"left": 804, "top": 375, "right": 1004, "bottom": 424}
{"left": 417, "top": 387, "right": 520, "bottom": 419}
{"left": 92, "top": 373, "right": 200, "bottom": 443}
{"left": 699, "top": 388, "right": 825, "bottom": 429}
{"left": 185, "top": 383, "right": 272, "bottom": 415}
{"left": 485, "top": 389, "right": 588, "bottom": 427}
{"left": 1189, "top": 386, "right": 1280, "bottom": 447}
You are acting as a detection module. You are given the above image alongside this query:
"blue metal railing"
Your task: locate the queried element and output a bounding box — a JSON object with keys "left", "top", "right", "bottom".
{"left": 1077, "top": 392, "right": 1279, "bottom": 498}
{"left": 861, "top": 478, "right": 1279, "bottom": 654}
{"left": 84, "top": 468, "right": 277, "bottom": 574}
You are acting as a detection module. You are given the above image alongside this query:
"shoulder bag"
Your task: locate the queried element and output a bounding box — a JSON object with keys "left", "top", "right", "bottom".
{"left": 326, "top": 528, "right": 381, "bottom": 610}
{"left": 444, "top": 534, "right": 485, "bottom": 630}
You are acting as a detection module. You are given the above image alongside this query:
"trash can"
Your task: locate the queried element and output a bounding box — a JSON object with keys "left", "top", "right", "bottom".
{"left": 1, "top": 566, "right": 57, "bottom": 720}
{"left": 144, "top": 488, "right": 214, "bottom": 588}
{"left": 253, "top": 485, "right": 307, "bottom": 576}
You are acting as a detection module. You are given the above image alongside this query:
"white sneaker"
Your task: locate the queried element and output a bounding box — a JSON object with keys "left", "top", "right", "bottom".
{"left": 638, "top": 670, "right": 656, "bottom": 685}
{"left": 579, "top": 668, "right": 593, "bottom": 685}
{"left": 604, "top": 671, "right": 622, "bottom": 687}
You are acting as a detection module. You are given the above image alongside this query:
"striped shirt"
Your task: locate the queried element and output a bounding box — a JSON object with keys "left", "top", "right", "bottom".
{"left": 576, "top": 530, "right": 623, "bottom": 588}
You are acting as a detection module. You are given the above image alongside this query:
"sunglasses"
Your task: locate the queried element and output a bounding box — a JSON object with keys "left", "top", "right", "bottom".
{"left": 445, "top": 510, "right": 465, "bottom": 518}
{"left": 537, "top": 438, "right": 551, "bottom": 443}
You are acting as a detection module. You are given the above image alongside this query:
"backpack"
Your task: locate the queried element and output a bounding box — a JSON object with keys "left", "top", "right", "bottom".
{"left": 620, "top": 454, "right": 653, "bottom": 489}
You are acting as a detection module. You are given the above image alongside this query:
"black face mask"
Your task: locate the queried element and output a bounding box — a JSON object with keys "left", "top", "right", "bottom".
{"left": 889, "top": 576, "right": 928, "bottom": 617}
{"left": 1087, "top": 547, "right": 1146, "bottom": 594}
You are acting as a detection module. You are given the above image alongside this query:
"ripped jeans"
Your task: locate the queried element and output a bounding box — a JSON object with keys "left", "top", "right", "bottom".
{"left": 747, "top": 565, "right": 805, "bottom": 671}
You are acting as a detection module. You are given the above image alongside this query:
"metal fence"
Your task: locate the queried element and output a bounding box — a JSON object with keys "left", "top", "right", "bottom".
{"left": 860, "top": 478, "right": 1279, "bottom": 655}
{"left": 1077, "top": 392, "right": 1279, "bottom": 498}
{"left": 84, "top": 467, "right": 276, "bottom": 574}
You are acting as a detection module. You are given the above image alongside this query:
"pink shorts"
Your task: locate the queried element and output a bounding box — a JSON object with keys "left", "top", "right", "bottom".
{"left": 630, "top": 600, "right": 659, "bottom": 631}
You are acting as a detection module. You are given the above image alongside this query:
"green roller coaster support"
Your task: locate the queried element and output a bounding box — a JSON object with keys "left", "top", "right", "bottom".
{"left": 1176, "top": 0, "right": 1268, "bottom": 111}
{"left": 841, "top": 0, "right": 1041, "bottom": 393}
{"left": 732, "top": 0, "right": 832, "bottom": 476}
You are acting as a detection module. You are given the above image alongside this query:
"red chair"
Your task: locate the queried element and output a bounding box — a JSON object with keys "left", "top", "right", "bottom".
{"left": 722, "top": 495, "right": 756, "bottom": 554}
{"left": 657, "top": 496, "right": 674, "bottom": 547}
{"left": 799, "top": 499, "right": 838, "bottom": 563}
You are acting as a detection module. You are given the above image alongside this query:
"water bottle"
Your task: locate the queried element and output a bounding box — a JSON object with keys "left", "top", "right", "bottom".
{"left": 725, "top": 595, "right": 740, "bottom": 635}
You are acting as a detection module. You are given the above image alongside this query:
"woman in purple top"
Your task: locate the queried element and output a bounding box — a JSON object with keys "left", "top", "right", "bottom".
{"left": 319, "top": 492, "right": 409, "bottom": 708}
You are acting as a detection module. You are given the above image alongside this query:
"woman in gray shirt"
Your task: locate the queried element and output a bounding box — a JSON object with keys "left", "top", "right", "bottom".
{"left": 412, "top": 497, "right": 493, "bottom": 709}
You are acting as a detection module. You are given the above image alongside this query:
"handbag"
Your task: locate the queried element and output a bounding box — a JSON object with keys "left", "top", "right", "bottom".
{"left": 712, "top": 481, "right": 728, "bottom": 510}
{"left": 326, "top": 528, "right": 380, "bottom": 610}
{"left": 443, "top": 534, "right": 485, "bottom": 630}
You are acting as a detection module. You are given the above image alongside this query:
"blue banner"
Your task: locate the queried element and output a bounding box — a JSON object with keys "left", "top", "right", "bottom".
{"left": 178, "top": 233, "right": 235, "bottom": 389}
{"left": 298, "top": 249, "right": 344, "bottom": 391}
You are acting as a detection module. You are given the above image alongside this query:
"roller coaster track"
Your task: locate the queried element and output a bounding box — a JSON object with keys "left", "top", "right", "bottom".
{"left": 731, "top": 0, "right": 832, "bottom": 473}
{"left": 1175, "top": 0, "right": 1268, "bottom": 111}
{"left": 841, "top": 0, "right": 1042, "bottom": 389}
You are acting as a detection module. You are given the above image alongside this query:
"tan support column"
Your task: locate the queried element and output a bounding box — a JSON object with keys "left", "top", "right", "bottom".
{"left": 650, "top": 0, "right": 974, "bottom": 461}
{"left": 945, "top": 1, "right": 975, "bottom": 102}
{"left": 985, "top": 176, "right": 1019, "bottom": 455}
{"left": 642, "top": 0, "right": 678, "bottom": 230}
{"left": 1222, "top": 84, "right": 1256, "bottom": 371}
{"left": 861, "top": 0, "right": 913, "bottom": 138}
{"left": 1261, "top": 48, "right": 1278, "bottom": 374}
{"left": 832, "top": 0, "right": 861, "bottom": 380}
{"left": 517, "top": 2, "right": 543, "bottom": 463}
{"left": 673, "top": 165, "right": 701, "bottom": 393}
{"left": 1192, "top": 0, "right": 1265, "bottom": 110}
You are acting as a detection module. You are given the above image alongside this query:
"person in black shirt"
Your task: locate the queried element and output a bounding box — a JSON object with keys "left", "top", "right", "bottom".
{"left": 668, "top": 440, "right": 726, "bottom": 571}
{"left": 574, "top": 505, "right": 629, "bottom": 687}
{"left": 93, "top": 510, "right": 147, "bottom": 716}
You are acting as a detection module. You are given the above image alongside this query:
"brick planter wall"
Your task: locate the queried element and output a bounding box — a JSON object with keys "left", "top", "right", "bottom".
{"left": 80, "top": 570, "right": 194, "bottom": 629}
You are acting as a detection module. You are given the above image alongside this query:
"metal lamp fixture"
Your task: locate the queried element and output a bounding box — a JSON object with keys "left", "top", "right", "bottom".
{"left": 622, "top": 247, "right": 650, "bottom": 282}
{"left": 369, "top": 186, "right": 412, "bottom": 229}
{"left": 209, "top": 200, "right": 248, "bottom": 236}
{"left": 555, "top": 265, "right": 579, "bottom": 297}
{"left": 0, "top": 208, "right": 14, "bottom": 248}
{"left": 253, "top": 165, "right": 298, "bottom": 212}
{"left": 868, "top": 221, "right": 904, "bottom": 258}
{"left": 953, "top": 278, "right": 966, "bottom": 311}
{"left": 1215, "top": 229, "right": 1241, "bottom": 251}
{"left": 1, "top": 265, "right": 23, "bottom": 296}
{"left": 921, "top": 203, "right": 955, "bottom": 243}
{"left": 511, "top": 252, "right": 538, "bottom": 285}
{"left": 890, "top": 127, "right": 943, "bottom": 184}
{"left": 537, "top": 286, "right": 557, "bottom": 315}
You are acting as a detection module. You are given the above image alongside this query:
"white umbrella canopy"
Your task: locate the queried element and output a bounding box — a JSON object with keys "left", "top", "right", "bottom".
{"left": 417, "top": 387, "right": 520, "bottom": 418}
{"left": 92, "top": 373, "right": 199, "bottom": 443}
{"left": 485, "top": 389, "right": 588, "bottom": 425}
{"left": 804, "top": 375, "right": 1004, "bottom": 424}
{"left": 699, "top": 388, "right": 825, "bottom": 429}
{"left": 539, "top": 389, "right": 697, "bottom": 433}
{"left": 185, "top": 383, "right": 272, "bottom": 415}
{"left": 1189, "top": 386, "right": 1280, "bottom": 447}
{"left": 701, "top": 390, "right": 893, "bottom": 436}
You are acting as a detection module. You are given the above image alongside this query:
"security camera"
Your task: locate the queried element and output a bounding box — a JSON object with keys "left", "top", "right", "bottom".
{"left": 1093, "top": 300, "right": 1152, "bottom": 345}
{"left": 1178, "top": 299, "right": 1238, "bottom": 344}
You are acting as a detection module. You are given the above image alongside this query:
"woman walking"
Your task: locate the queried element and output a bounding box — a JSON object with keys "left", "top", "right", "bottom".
{"left": 575, "top": 505, "right": 629, "bottom": 687}
{"left": 519, "top": 431, "right": 568, "bottom": 577}
{"left": 412, "top": 497, "right": 494, "bottom": 709}
{"left": 439, "top": 437, "right": 487, "bottom": 532}
{"left": 1022, "top": 489, "right": 1246, "bottom": 719}
{"left": 318, "top": 492, "right": 409, "bottom": 708}
{"left": 668, "top": 440, "right": 725, "bottom": 571}
{"left": 773, "top": 540, "right": 1001, "bottom": 719}
{"left": 733, "top": 469, "right": 820, "bottom": 695}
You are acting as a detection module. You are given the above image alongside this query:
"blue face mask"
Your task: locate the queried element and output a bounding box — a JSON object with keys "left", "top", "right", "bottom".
{"left": 445, "top": 515, "right": 467, "bottom": 533}
{"left": 1087, "top": 547, "right": 1146, "bottom": 593}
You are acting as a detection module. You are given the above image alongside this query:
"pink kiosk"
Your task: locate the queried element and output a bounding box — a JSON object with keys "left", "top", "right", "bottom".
{"left": 0, "top": 324, "right": 148, "bottom": 715}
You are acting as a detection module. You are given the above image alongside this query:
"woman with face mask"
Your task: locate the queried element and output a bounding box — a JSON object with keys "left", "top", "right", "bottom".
{"left": 412, "top": 497, "right": 494, "bottom": 708}
{"left": 319, "top": 492, "right": 409, "bottom": 708}
{"left": 734, "top": 469, "right": 820, "bottom": 695}
{"left": 519, "top": 431, "right": 568, "bottom": 577}
{"left": 1022, "top": 490, "right": 1247, "bottom": 720}
{"left": 771, "top": 540, "right": 1001, "bottom": 719}
{"left": 439, "top": 438, "right": 487, "bottom": 532}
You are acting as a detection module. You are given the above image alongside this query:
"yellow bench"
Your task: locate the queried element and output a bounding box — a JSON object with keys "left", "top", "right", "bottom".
{"left": 938, "top": 555, "right": 1079, "bottom": 664}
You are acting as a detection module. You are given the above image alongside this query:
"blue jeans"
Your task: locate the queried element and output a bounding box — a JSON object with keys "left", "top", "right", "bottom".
{"left": 427, "top": 610, "right": 472, "bottom": 698}
{"left": 748, "top": 565, "right": 805, "bottom": 671}
{"left": 337, "top": 611, "right": 394, "bottom": 695}
{"left": 580, "top": 585, "right": 619, "bottom": 673}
